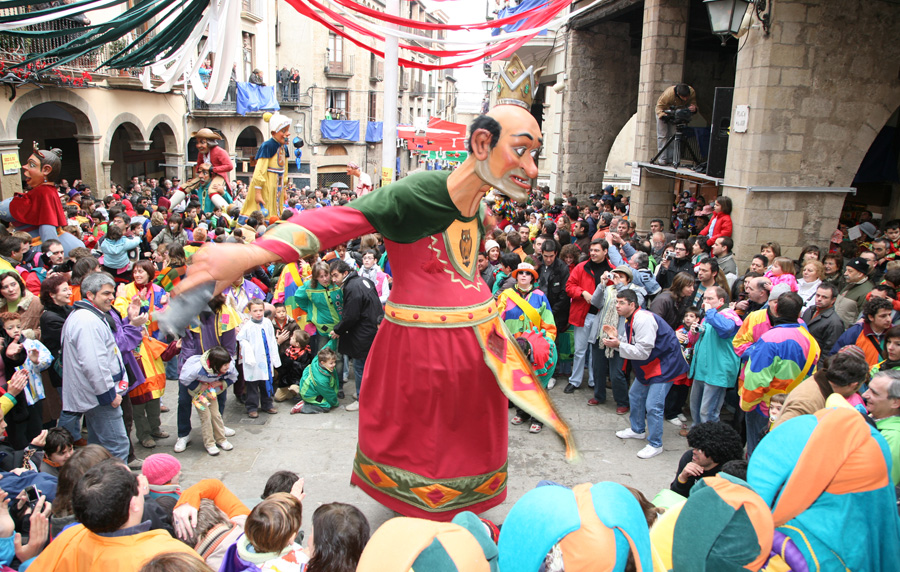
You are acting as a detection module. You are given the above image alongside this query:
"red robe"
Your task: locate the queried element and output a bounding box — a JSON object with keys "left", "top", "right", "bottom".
{"left": 255, "top": 171, "right": 574, "bottom": 521}
{"left": 10, "top": 183, "right": 67, "bottom": 227}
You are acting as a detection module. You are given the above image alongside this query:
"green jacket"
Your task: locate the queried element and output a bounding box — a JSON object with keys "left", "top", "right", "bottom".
{"left": 876, "top": 415, "right": 900, "bottom": 486}
{"left": 299, "top": 354, "right": 340, "bottom": 409}
{"left": 294, "top": 278, "right": 342, "bottom": 335}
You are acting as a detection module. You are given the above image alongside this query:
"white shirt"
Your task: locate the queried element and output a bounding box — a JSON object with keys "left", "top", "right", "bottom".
{"left": 356, "top": 172, "right": 373, "bottom": 196}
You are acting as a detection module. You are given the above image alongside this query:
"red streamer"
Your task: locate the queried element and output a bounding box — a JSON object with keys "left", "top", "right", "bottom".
{"left": 328, "top": 0, "right": 570, "bottom": 31}
{"left": 285, "top": 0, "right": 566, "bottom": 70}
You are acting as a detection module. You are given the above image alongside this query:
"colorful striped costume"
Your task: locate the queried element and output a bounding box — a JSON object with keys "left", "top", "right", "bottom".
{"left": 741, "top": 322, "right": 820, "bottom": 411}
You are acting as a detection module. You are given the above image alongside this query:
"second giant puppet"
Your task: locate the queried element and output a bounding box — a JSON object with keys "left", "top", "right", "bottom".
{"left": 1, "top": 143, "right": 82, "bottom": 254}
{"left": 240, "top": 113, "right": 290, "bottom": 219}
{"left": 170, "top": 128, "right": 234, "bottom": 212}
{"left": 168, "top": 56, "right": 573, "bottom": 520}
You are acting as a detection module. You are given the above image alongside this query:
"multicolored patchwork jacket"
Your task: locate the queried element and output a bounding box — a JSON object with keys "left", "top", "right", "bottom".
{"left": 741, "top": 322, "right": 820, "bottom": 411}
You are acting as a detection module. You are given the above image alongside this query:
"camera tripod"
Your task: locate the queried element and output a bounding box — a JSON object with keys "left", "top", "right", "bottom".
{"left": 652, "top": 123, "right": 701, "bottom": 168}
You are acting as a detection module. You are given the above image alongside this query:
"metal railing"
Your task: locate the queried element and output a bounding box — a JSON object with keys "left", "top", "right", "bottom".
{"left": 0, "top": 6, "right": 146, "bottom": 78}
{"left": 193, "top": 80, "right": 238, "bottom": 111}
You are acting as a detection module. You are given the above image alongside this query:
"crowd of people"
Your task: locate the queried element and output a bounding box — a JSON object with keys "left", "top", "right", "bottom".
{"left": 0, "top": 148, "right": 897, "bottom": 570}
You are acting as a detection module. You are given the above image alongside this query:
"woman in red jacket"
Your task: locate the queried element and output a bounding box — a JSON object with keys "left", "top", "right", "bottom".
{"left": 700, "top": 196, "right": 733, "bottom": 246}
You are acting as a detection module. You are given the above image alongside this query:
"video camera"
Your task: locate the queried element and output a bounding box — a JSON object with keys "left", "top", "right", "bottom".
{"left": 663, "top": 106, "right": 693, "bottom": 126}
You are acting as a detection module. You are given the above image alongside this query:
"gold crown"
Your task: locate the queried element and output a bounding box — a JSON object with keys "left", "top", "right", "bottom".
{"left": 495, "top": 54, "right": 542, "bottom": 110}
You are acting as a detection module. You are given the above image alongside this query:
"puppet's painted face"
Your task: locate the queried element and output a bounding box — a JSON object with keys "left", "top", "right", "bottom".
{"left": 273, "top": 126, "right": 291, "bottom": 145}
{"left": 196, "top": 139, "right": 210, "bottom": 154}
{"left": 22, "top": 154, "right": 50, "bottom": 189}
{"left": 474, "top": 105, "right": 541, "bottom": 202}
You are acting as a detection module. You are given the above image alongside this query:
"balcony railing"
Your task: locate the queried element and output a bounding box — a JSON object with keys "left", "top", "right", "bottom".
{"left": 0, "top": 7, "right": 146, "bottom": 79}
{"left": 193, "top": 80, "right": 237, "bottom": 111}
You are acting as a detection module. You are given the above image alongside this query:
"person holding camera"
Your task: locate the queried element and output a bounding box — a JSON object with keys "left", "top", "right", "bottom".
{"left": 656, "top": 83, "right": 697, "bottom": 165}
{"left": 657, "top": 239, "right": 695, "bottom": 290}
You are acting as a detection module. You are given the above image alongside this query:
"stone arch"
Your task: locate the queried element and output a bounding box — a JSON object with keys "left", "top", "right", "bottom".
{"left": 147, "top": 114, "right": 180, "bottom": 153}
{"left": 325, "top": 144, "right": 349, "bottom": 156}
{"left": 234, "top": 126, "right": 264, "bottom": 162}
{"left": 104, "top": 112, "right": 147, "bottom": 161}
{"left": 835, "top": 101, "right": 900, "bottom": 189}
{"left": 558, "top": 20, "right": 640, "bottom": 198}
{"left": 148, "top": 117, "right": 179, "bottom": 181}
{"left": 236, "top": 126, "right": 264, "bottom": 147}
{"left": 5, "top": 88, "right": 98, "bottom": 140}
{"left": 10, "top": 90, "right": 100, "bottom": 189}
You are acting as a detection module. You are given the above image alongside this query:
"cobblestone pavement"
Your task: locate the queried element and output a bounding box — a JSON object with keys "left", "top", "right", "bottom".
{"left": 154, "top": 377, "right": 688, "bottom": 532}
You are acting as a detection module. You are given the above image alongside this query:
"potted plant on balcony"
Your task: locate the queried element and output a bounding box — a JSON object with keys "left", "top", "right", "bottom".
{"left": 107, "top": 39, "right": 131, "bottom": 76}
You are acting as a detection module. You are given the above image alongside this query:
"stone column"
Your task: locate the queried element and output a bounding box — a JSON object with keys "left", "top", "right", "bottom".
{"left": 101, "top": 161, "right": 114, "bottom": 195}
{"left": 0, "top": 139, "right": 23, "bottom": 200}
{"left": 162, "top": 152, "right": 184, "bottom": 181}
{"left": 629, "top": 0, "right": 689, "bottom": 233}
{"left": 74, "top": 134, "right": 103, "bottom": 193}
{"left": 130, "top": 140, "right": 152, "bottom": 152}
{"left": 558, "top": 21, "right": 639, "bottom": 199}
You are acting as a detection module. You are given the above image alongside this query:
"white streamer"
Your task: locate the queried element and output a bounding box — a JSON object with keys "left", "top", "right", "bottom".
{"left": 0, "top": 0, "right": 116, "bottom": 31}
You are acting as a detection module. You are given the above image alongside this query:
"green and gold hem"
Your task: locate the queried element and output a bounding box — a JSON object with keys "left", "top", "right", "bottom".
{"left": 352, "top": 446, "right": 508, "bottom": 513}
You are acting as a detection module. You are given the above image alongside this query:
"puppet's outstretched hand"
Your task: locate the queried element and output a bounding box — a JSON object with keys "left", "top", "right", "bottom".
{"left": 173, "top": 242, "right": 280, "bottom": 297}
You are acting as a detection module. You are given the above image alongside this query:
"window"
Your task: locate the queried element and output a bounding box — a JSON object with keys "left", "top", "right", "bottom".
{"left": 368, "top": 92, "right": 377, "bottom": 122}
{"left": 242, "top": 32, "right": 254, "bottom": 81}
{"left": 326, "top": 89, "right": 349, "bottom": 119}
{"left": 369, "top": 53, "right": 384, "bottom": 81}
{"left": 328, "top": 33, "right": 343, "bottom": 73}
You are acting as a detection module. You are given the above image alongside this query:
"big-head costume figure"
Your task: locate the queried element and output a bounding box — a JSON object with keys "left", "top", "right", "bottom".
{"left": 1, "top": 143, "right": 82, "bottom": 254}
{"left": 240, "top": 113, "right": 290, "bottom": 219}
{"left": 170, "top": 128, "right": 234, "bottom": 211}
{"left": 167, "top": 55, "right": 574, "bottom": 520}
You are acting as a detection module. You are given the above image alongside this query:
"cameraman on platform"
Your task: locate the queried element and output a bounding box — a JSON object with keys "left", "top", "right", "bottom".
{"left": 656, "top": 83, "right": 697, "bottom": 165}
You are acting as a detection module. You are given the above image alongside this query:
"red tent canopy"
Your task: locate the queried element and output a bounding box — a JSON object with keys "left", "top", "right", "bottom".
{"left": 398, "top": 117, "right": 468, "bottom": 152}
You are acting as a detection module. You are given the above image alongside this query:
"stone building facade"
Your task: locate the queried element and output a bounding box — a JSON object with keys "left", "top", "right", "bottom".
{"left": 560, "top": 0, "right": 900, "bottom": 268}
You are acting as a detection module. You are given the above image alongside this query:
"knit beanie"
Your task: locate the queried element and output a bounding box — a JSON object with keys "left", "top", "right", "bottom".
{"left": 142, "top": 453, "right": 182, "bottom": 486}
{"left": 836, "top": 344, "right": 866, "bottom": 362}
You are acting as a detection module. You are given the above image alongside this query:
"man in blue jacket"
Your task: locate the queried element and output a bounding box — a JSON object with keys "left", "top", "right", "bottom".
{"left": 604, "top": 289, "right": 689, "bottom": 459}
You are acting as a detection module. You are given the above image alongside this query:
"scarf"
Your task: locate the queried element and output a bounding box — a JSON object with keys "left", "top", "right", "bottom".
{"left": 797, "top": 278, "right": 821, "bottom": 305}
{"left": 358, "top": 265, "right": 380, "bottom": 283}
{"left": 583, "top": 259, "right": 609, "bottom": 288}
{"left": 600, "top": 285, "right": 620, "bottom": 358}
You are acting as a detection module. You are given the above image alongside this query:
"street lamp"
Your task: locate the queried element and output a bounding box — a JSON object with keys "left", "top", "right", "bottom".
{"left": 704, "top": 0, "right": 751, "bottom": 43}
{"left": 482, "top": 77, "right": 495, "bottom": 94}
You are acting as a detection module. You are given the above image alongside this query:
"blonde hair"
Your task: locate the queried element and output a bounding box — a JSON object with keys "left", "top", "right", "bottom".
{"left": 803, "top": 260, "right": 825, "bottom": 281}
{"left": 244, "top": 492, "right": 303, "bottom": 553}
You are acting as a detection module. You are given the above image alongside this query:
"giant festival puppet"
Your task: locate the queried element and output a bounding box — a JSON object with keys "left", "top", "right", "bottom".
{"left": 170, "top": 128, "right": 234, "bottom": 212}
{"left": 165, "top": 55, "right": 575, "bottom": 520}
{"left": 1, "top": 143, "right": 82, "bottom": 254}
{"left": 240, "top": 113, "right": 291, "bottom": 219}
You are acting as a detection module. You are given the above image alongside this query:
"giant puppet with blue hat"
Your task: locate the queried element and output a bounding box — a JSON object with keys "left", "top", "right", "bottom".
{"left": 240, "top": 112, "right": 291, "bottom": 220}
{"left": 161, "top": 53, "right": 575, "bottom": 521}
